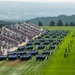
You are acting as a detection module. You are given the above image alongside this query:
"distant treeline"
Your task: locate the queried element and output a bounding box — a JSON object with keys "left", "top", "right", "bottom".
{"left": 28, "top": 15, "right": 75, "bottom": 26}
{"left": 0, "top": 20, "right": 16, "bottom": 28}
{"left": 38, "top": 19, "right": 75, "bottom": 26}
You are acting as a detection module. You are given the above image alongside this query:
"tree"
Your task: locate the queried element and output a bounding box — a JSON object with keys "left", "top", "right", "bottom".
{"left": 65, "top": 22, "right": 69, "bottom": 26}
{"left": 57, "top": 19, "right": 63, "bottom": 26}
{"left": 70, "top": 22, "right": 75, "bottom": 26}
{"left": 26, "top": 20, "right": 29, "bottom": 23}
{"left": 38, "top": 21, "right": 43, "bottom": 26}
{"left": 49, "top": 20, "right": 55, "bottom": 26}
{"left": 18, "top": 22, "right": 21, "bottom": 24}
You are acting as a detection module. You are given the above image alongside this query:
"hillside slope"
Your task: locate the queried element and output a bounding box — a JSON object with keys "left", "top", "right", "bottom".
{"left": 28, "top": 15, "right": 75, "bottom": 25}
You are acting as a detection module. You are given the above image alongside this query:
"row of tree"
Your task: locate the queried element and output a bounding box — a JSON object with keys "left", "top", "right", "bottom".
{"left": 0, "top": 20, "right": 14, "bottom": 28}
{"left": 38, "top": 19, "right": 75, "bottom": 26}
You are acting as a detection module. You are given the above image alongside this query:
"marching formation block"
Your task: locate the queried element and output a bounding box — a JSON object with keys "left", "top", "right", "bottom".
{"left": 45, "top": 35, "right": 50, "bottom": 38}
{"left": 52, "top": 41, "right": 59, "bottom": 45}
{"left": 44, "top": 41, "right": 50, "bottom": 45}
{"left": 49, "top": 45, "right": 56, "bottom": 50}
{"left": 39, "top": 39, "right": 45, "bottom": 42}
{"left": 28, "top": 50, "right": 38, "bottom": 56}
{"left": 57, "top": 39, "right": 62, "bottom": 42}
{"left": 42, "top": 50, "right": 50, "bottom": 55}
{"left": 29, "top": 40, "right": 34, "bottom": 42}
{"left": 8, "top": 55, "right": 17, "bottom": 61}
{"left": 47, "top": 39, "right": 54, "bottom": 42}
{"left": 52, "top": 35, "right": 57, "bottom": 38}
{"left": 0, "top": 55, "right": 7, "bottom": 61}
{"left": 17, "top": 51, "right": 26, "bottom": 55}
{"left": 20, "top": 54, "right": 32, "bottom": 61}
{"left": 34, "top": 41, "right": 41, "bottom": 45}
{"left": 18, "top": 46, "right": 25, "bottom": 51}
{"left": 7, "top": 52, "right": 17, "bottom": 56}
{"left": 38, "top": 36, "right": 41, "bottom": 39}
{"left": 38, "top": 45, "right": 45, "bottom": 49}
{"left": 26, "top": 45, "right": 33, "bottom": 50}
{"left": 36, "top": 55, "right": 46, "bottom": 61}
{"left": 27, "top": 42, "right": 33, "bottom": 46}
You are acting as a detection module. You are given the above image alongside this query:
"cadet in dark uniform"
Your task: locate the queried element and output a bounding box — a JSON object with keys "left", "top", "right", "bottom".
{"left": 64, "top": 52, "right": 66, "bottom": 58}
{"left": 66, "top": 52, "right": 68, "bottom": 57}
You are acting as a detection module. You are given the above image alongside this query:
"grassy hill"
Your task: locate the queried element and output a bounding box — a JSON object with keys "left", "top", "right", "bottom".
{"left": 0, "top": 26, "right": 75, "bottom": 75}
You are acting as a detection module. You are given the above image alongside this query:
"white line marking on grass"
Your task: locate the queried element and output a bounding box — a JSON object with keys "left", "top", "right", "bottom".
{"left": 24, "top": 63, "right": 36, "bottom": 74}
{"left": 16, "top": 64, "right": 30, "bottom": 71}
{"left": 26, "top": 61, "right": 47, "bottom": 75}
{"left": 0, "top": 66, "right": 8, "bottom": 72}
{"left": 33, "top": 62, "right": 43, "bottom": 71}
{"left": 34, "top": 60, "right": 47, "bottom": 71}
{"left": 18, "top": 64, "right": 31, "bottom": 73}
{"left": 9, "top": 73, "right": 22, "bottom": 75}
{"left": 8, "top": 64, "right": 30, "bottom": 75}
{"left": 34, "top": 60, "right": 47, "bottom": 75}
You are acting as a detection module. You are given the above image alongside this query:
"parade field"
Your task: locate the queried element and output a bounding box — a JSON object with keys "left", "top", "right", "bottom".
{"left": 0, "top": 26, "right": 75, "bottom": 75}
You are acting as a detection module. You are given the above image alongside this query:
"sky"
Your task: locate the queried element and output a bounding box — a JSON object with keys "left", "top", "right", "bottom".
{"left": 0, "top": 0, "right": 75, "bottom": 2}
{"left": 0, "top": 1, "right": 75, "bottom": 21}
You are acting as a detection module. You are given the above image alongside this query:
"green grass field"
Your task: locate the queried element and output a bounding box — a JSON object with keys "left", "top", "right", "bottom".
{"left": 0, "top": 26, "right": 75, "bottom": 75}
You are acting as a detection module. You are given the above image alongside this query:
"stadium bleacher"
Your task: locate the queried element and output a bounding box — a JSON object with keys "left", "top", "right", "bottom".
{"left": 0, "top": 22, "right": 44, "bottom": 55}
